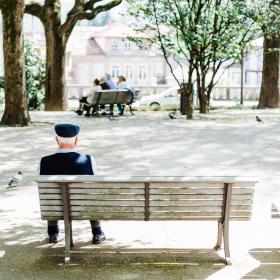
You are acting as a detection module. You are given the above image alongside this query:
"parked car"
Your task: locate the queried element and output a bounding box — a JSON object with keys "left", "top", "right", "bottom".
{"left": 135, "top": 87, "right": 180, "bottom": 110}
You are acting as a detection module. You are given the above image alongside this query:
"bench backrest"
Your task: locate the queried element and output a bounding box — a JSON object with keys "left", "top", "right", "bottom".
{"left": 92, "top": 90, "right": 133, "bottom": 105}
{"left": 36, "top": 176, "right": 257, "bottom": 222}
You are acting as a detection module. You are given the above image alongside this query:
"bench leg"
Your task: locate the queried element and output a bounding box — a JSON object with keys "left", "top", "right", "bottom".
{"left": 214, "top": 220, "right": 223, "bottom": 250}
{"left": 64, "top": 217, "right": 71, "bottom": 263}
{"left": 129, "top": 105, "right": 134, "bottom": 115}
{"left": 70, "top": 220, "right": 74, "bottom": 248}
{"left": 223, "top": 220, "right": 232, "bottom": 265}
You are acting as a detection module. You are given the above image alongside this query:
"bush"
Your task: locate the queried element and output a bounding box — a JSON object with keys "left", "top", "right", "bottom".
{"left": 24, "top": 40, "right": 46, "bottom": 110}
{"left": 0, "top": 40, "right": 46, "bottom": 110}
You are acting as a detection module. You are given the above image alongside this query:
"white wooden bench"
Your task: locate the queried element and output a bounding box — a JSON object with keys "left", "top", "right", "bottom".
{"left": 36, "top": 176, "right": 257, "bottom": 264}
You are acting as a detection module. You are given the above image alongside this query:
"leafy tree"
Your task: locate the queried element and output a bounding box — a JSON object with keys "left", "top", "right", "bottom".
{"left": 127, "top": 0, "right": 257, "bottom": 116}
{"left": 236, "top": 0, "right": 280, "bottom": 108}
{"left": 25, "top": 0, "right": 122, "bottom": 111}
{"left": 0, "top": 0, "right": 30, "bottom": 126}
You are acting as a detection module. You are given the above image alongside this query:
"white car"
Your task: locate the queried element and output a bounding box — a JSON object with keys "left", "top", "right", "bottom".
{"left": 135, "top": 87, "right": 180, "bottom": 110}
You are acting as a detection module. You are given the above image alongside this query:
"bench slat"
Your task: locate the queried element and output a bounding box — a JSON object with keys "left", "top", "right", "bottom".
{"left": 150, "top": 188, "right": 224, "bottom": 195}
{"left": 150, "top": 200, "right": 222, "bottom": 207}
{"left": 150, "top": 210, "right": 251, "bottom": 217}
{"left": 39, "top": 188, "right": 254, "bottom": 196}
{"left": 41, "top": 205, "right": 145, "bottom": 213}
{"left": 40, "top": 200, "right": 62, "bottom": 206}
{"left": 149, "top": 217, "right": 251, "bottom": 221}
{"left": 71, "top": 200, "right": 144, "bottom": 206}
{"left": 71, "top": 194, "right": 144, "bottom": 200}
{"left": 70, "top": 212, "right": 144, "bottom": 219}
{"left": 40, "top": 215, "right": 252, "bottom": 221}
{"left": 150, "top": 205, "right": 251, "bottom": 211}
{"left": 150, "top": 182, "right": 255, "bottom": 188}
{"left": 39, "top": 194, "right": 62, "bottom": 200}
{"left": 69, "top": 183, "right": 144, "bottom": 189}
{"left": 39, "top": 188, "right": 62, "bottom": 194}
{"left": 149, "top": 194, "right": 253, "bottom": 200}
{"left": 39, "top": 200, "right": 253, "bottom": 210}
{"left": 69, "top": 188, "right": 144, "bottom": 194}
{"left": 41, "top": 203, "right": 252, "bottom": 212}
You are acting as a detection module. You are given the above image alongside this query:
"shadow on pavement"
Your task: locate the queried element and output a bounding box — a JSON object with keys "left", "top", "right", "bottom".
{"left": 242, "top": 248, "right": 280, "bottom": 280}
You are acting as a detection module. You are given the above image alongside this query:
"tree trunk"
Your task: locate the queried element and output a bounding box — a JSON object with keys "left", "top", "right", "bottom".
{"left": 180, "top": 83, "right": 193, "bottom": 119}
{"left": 1, "top": 0, "right": 30, "bottom": 126}
{"left": 44, "top": 10, "right": 68, "bottom": 111}
{"left": 185, "top": 83, "right": 193, "bottom": 119}
{"left": 240, "top": 52, "right": 244, "bottom": 105}
{"left": 198, "top": 86, "right": 209, "bottom": 113}
{"left": 258, "top": 36, "right": 280, "bottom": 109}
{"left": 196, "top": 68, "right": 209, "bottom": 114}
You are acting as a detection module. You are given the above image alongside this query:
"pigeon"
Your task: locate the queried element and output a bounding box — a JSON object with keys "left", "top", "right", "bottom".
{"left": 256, "top": 116, "right": 263, "bottom": 123}
{"left": 168, "top": 111, "right": 177, "bottom": 119}
{"left": 7, "top": 171, "right": 23, "bottom": 188}
{"left": 108, "top": 115, "right": 117, "bottom": 121}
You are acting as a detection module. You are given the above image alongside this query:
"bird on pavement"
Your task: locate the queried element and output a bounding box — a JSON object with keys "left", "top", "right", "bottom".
{"left": 256, "top": 116, "right": 263, "bottom": 123}
{"left": 168, "top": 111, "right": 177, "bottom": 119}
{"left": 7, "top": 171, "right": 23, "bottom": 188}
{"left": 108, "top": 115, "right": 117, "bottom": 121}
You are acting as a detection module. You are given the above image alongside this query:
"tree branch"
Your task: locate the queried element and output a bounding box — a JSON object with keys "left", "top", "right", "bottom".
{"left": 25, "top": 2, "right": 44, "bottom": 21}
{"left": 59, "top": 0, "right": 122, "bottom": 37}
{"left": 84, "top": 0, "right": 103, "bottom": 10}
{"left": 67, "top": 0, "right": 84, "bottom": 18}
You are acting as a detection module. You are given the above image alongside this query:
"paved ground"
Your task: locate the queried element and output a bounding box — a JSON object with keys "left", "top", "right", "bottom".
{"left": 1, "top": 109, "right": 280, "bottom": 279}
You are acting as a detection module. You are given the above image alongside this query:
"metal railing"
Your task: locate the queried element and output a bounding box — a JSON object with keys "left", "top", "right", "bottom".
{"left": 67, "top": 84, "right": 261, "bottom": 101}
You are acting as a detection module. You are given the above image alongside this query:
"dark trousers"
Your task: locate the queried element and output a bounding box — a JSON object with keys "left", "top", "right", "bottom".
{"left": 48, "top": 220, "right": 101, "bottom": 235}
{"left": 100, "top": 104, "right": 114, "bottom": 113}
{"left": 78, "top": 97, "right": 91, "bottom": 114}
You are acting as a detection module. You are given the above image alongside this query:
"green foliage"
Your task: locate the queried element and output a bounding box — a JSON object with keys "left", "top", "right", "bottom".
{"left": 0, "top": 41, "right": 45, "bottom": 109}
{"left": 0, "top": 76, "right": 4, "bottom": 88}
{"left": 24, "top": 40, "right": 45, "bottom": 110}
{"left": 233, "top": 0, "right": 280, "bottom": 38}
{"left": 127, "top": 0, "right": 258, "bottom": 112}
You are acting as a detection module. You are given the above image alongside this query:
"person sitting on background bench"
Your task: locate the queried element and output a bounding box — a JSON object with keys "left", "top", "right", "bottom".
{"left": 38, "top": 123, "right": 105, "bottom": 244}
{"left": 99, "top": 76, "right": 113, "bottom": 115}
{"left": 117, "top": 75, "right": 135, "bottom": 115}
{"left": 117, "top": 75, "right": 128, "bottom": 115}
{"left": 105, "top": 73, "right": 117, "bottom": 90}
{"left": 85, "top": 78, "right": 102, "bottom": 117}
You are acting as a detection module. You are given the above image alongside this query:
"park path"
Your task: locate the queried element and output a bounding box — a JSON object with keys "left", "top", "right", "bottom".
{"left": 0, "top": 109, "right": 280, "bottom": 279}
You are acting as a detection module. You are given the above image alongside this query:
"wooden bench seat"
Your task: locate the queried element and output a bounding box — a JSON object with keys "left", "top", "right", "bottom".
{"left": 36, "top": 176, "right": 257, "bottom": 264}
{"left": 90, "top": 89, "right": 134, "bottom": 115}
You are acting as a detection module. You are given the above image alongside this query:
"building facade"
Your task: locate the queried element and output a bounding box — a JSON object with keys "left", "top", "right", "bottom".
{"left": 66, "top": 24, "right": 167, "bottom": 90}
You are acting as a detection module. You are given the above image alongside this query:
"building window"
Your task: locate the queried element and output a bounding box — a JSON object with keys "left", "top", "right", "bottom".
{"left": 111, "top": 40, "right": 118, "bottom": 51}
{"left": 124, "top": 65, "right": 133, "bottom": 80}
{"left": 111, "top": 65, "right": 120, "bottom": 79}
{"left": 124, "top": 40, "right": 131, "bottom": 51}
{"left": 139, "top": 65, "right": 147, "bottom": 80}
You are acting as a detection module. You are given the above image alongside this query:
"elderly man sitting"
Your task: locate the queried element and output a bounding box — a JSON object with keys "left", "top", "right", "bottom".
{"left": 39, "top": 123, "right": 105, "bottom": 244}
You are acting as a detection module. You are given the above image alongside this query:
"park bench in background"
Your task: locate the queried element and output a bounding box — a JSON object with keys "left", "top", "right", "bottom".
{"left": 271, "top": 202, "right": 280, "bottom": 218}
{"left": 90, "top": 89, "right": 134, "bottom": 116}
{"left": 36, "top": 176, "right": 257, "bottom": 264}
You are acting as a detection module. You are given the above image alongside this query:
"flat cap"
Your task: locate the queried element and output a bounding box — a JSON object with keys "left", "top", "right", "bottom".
{"left": 54, "top": 124, "right": 80, "bottom": 138}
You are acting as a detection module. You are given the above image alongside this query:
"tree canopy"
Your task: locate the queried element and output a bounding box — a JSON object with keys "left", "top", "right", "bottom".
{"left": 127, "top": 0, "right": 258, "bottom": 114}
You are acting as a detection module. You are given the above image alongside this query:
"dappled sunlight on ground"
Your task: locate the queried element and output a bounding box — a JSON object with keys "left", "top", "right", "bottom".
{"left": 1, "top": 110, "right": 280, "bottom": 279}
